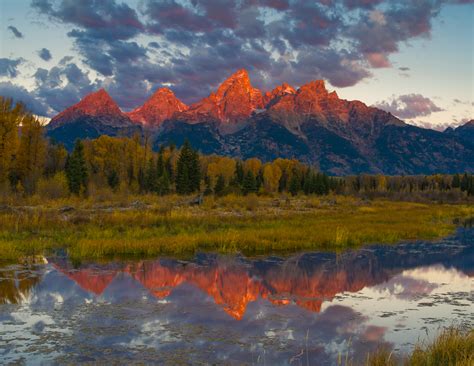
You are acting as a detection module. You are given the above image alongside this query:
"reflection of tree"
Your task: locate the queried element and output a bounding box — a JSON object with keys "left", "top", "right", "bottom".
{"left": 0, "top": 265, "right": 42, "bottom": 304}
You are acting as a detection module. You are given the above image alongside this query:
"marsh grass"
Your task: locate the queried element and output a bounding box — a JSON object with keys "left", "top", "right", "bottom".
{"left": 0, "top": 195, "right": 472, "bottom": 261}
{"left": 364, "top": 326, "right": 474, "bottom": 366}
{"left": 407, "top": 326, "right": 474, "bottom": 366}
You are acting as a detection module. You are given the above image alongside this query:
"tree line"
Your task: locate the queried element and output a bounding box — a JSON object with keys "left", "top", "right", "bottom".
{"left": 1, "top": 97, "right": 473, "bottom": 200}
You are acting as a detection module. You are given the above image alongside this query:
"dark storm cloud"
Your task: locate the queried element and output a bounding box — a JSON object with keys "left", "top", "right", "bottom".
{"left": 0, "top": 58, "right": 24, "bottom": 78}
{"left": 31, "top": 0, "right": 143, "bottom": 41}
{"left": 28, "top": 0, "right": 473, "bottom": 112}
{"left": 38, "top": 48, "right": 52, "bottom": 61}
{"left": 374, "top": 94, "right": 444, "bottom": 119}
{"left": 344, "top": 0, "right": 383, "bottom": 9}
{"left": 7, "top": 25, "right": 24, "bottom": 38}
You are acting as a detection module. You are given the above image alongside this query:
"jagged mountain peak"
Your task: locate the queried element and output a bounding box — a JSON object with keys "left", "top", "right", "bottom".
{"left": 48, "top": 88, "right": 130, "bottom": 130}
{"left": 178, "top": 69, "right": 264, "bottom": 123}
{"left": 71, "top": 88, "right": 121, "bottom": 116}
{"left": 127, "top": 87, "right": 188, "bottom": 127}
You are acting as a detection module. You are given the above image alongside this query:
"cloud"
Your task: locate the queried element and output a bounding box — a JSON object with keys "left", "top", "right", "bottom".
{"left": 38, "top": 48, "right": 52, "bottom": 61}
{"left": 344, "top": 0, "right": 383, "bottom": 9}
{"left": 0, "top": 82, "right": 49, "bottom": 116}
{"left": 31, "top": 0, "right": 144, "bottom": 41}
{"left": 0, "top": 58, "right": 24, "bottom": 78}
{"left": 374, "top": 94, "right": 444, "bottom": 119}
{"left": 7, "top": 25, "right": 24, "bottom": 38}
{"left": 26, "top": 0, "right": 474, "bottom": 112}
{"left": 32, "top": 60, "right": 98, "bottom": 115}
{"left": 366, "top": 52, "right": 391, "bottom": 68}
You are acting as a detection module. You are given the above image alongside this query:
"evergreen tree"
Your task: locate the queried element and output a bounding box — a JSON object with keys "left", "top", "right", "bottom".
{"left": 157, "top": 171, "right": 171, "bottom": 196}
{"left": 137, "top": 166, "right": 145, "bottom": 192}
{"left": 166, "top": 157, "right": 174, "bottom": 183}
{"left": 256, "top": 168, "right": 264, "bottom": 191}
{"left": 214, "top": 174, "right": 225, "bottom": 196}
{"left": 107, "top": 170, "right": 120, "bottom": 191}
{"left": 145, "top": 157, "right": 158, "bottom": 192}
{"left": 204, "top": 175, "right": 213, "bottom": 196}
{"left": 460, "top": 173, "right": 469, "bottom": 192}
{"left": 176, "top": 140, "right": 200, "bottom": 194}
{"left": 235, "top": 161, "right": 244, "bottom": 186}
{"left": 189, "top": 149, "right": 201, "bottom": 192}
{"left": 289, "top": 171, "right": 300, "bottom": 196}
{"left": 65, "top": 139, "right": 88, "bottom": 195}
{"left": 156, "top": 152, "right": 165, "bottom": 179}
{"left": 242, "top": 171, "right": 257, "bottom": 195}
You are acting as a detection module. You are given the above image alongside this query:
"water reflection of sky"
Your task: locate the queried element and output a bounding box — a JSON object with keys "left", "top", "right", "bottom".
{"left": 1, "top": 228, "right": 473, "bottom": 365}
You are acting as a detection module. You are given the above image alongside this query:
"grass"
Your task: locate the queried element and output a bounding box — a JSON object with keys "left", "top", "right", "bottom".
{"left": 0, "top": 194, "right": 472, "bottom": 261}
{"left": 364, "top": 326, "right": 474, "bottom": 366}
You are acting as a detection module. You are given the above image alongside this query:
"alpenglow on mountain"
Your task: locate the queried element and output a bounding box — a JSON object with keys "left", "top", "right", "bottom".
{"left": 46, "top": 69, "right": 474, "bottom": 175}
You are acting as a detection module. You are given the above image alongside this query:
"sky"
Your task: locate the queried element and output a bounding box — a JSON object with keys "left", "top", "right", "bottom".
{"left": 0, "top": 0, "right": 473, "bottom": 129}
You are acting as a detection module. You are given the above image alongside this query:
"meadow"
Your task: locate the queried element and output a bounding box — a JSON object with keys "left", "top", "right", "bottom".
{"left": 1, "top": 194, "right": 472, "bottom": 262}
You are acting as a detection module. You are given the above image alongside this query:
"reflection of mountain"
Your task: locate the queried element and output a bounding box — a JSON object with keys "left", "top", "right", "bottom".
{"left": 52, "top": 263, "right": 118, "bottom": 295}
{"left": 0, "top": 265, "right": 43, "bottom": 304}
{"left": 48, "top": 229, "right": 473, "bottom": 319}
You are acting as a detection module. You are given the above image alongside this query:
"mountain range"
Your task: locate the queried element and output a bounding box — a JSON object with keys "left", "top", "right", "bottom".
{"left": 46, "top": 69, "right": 474, "bottom": 175}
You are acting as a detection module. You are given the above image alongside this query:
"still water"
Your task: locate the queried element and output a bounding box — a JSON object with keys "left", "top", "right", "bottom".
{"left": 1, "top": 227, "right": 473, "bottom": 365}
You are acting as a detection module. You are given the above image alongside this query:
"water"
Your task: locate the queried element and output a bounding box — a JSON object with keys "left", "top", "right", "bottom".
{"left": 1, "top": 228, "right": 473, "bottom": 365}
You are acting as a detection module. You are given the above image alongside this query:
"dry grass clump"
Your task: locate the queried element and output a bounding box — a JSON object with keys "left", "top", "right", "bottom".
{"left": 407, "top": 326, "right": 474, "bottom": 366}
{"left": 364, "top": 326, "right": 473, "bottom": 366}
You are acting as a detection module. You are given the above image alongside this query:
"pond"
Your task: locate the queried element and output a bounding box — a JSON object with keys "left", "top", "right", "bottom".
{"left": 1, "top": 227, "right": 473, "bottom": 365}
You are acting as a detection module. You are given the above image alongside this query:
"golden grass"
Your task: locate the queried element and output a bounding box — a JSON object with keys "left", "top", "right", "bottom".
{"left": 407, "top": 326, "right": 474, "bottom": 366}
{"left": 0, "top": 195, "right": 472, "bottom": 261}
{"left": 364, "top": 326, "right": 474, "bottom": 366}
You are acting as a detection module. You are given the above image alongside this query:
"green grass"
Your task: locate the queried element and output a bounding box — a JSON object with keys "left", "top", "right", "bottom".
{"left": 0, "top": 195, "right": 472, "bottom": 261}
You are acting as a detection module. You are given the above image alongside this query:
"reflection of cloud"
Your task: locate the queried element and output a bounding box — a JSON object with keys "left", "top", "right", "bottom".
{"left": 402, "top": 265, "right": 471, "bottom": 286}
{"left": 374, "top": 276, "right": 438, "bottom": 299}
{"left": 362, "top": 325, "right": 387, "bottom": 342}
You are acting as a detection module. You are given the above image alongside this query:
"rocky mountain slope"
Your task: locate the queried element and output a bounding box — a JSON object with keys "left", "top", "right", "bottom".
{"left": 46, "top": 89, "right": 140, "bottom": 149}
{"left": 46, "top": 70, "right": 474, "bottom": 175}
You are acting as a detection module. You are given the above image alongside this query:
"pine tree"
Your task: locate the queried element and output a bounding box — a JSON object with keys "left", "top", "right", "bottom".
{"left": 235, "top": 161, "right": 244, "bottom": 186}
{"left": 156, "top": 152, "right": 165, "bottom": 179}
{"left": 176, "top": 141, "right": 190, "bottom": 194}
{"left": 460, "top": 173, "right": 469, "bottom": 192}
{"left": 256, "top": 168, "right": 264, "bottom": 191}
{"left": 175, "top": 140, "right": 201, "bottom": 195}
{"left": 65, "top": 139, "right": 88, "bottom": 195}
{"left": 214, "top": 174, "right": 225, "bottom": 196}
{"left": 204, "top": 175, "right": 213, "bottom": 195}
{"left": 189, "top": 149, "right": 201, "bottom": 193}
{"left": 451, "top": 173, "right": 460, "bottom": 189}
{"left": 107, "top": 170, "right": 120, "bottom": 191}
{"left": 242, "top": 171, "right": 257, "bottom": 195}
{"left": 157, "top": 170, "right": 171, "bottom": 196}
{"left": 145, "top": 157, "right": 158, "bottom": 192}
{"left": 289, "top": 171, "right": 300, "bottom": 196}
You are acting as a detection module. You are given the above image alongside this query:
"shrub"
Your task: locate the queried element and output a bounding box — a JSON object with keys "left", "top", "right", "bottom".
{"left": 37, "top": 172, "right": 69, "bottom": 200}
